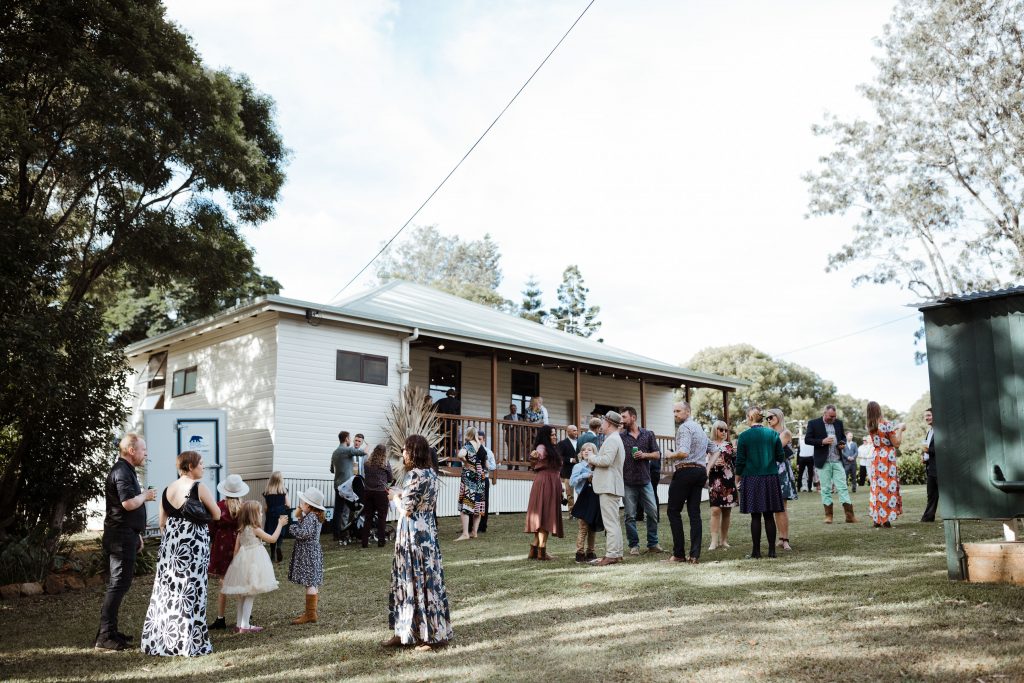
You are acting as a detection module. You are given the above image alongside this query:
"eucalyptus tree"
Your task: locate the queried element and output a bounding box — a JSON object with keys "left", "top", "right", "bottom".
{"left": 805, "top": 0, "right": 1024, "bottom": 299}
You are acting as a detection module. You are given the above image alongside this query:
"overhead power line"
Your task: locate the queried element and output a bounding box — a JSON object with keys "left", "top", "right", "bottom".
{"left": 327, "top": 0, "right": 598, "bottom": 304}
{"left": 774, "top": 313, "right": 920, "bottom": 358}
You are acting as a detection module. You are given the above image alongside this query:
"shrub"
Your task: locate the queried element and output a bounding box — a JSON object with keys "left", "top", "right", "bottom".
{"left": 897, "top": 453, "right": 926, "bottom": 485}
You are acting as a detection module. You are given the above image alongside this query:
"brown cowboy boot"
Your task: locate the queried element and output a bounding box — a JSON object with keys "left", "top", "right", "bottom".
{"left": 291, "top": 594, "right": 318, "bottom": 624}
{"left": 527, "top": 544, "right": 538, "bottom": 560}
{"left": 823, "top": 504, "right": 834, "bottom": 524}
{"left": 843, "top": 503, "right": 858, "bottom": 523}
{"left": 538, "top": 546, "right": 555, "bottom": 561}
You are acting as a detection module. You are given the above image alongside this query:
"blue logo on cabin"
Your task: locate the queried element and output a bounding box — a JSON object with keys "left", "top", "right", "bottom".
{"left": 189, "top": 435, "right": 204, "bottom": 446}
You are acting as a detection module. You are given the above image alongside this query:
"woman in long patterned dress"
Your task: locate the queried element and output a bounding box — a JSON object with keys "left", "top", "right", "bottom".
{"left": 866, "top": 400, "right": 906, "bottom": 528}
{"left": 450, "top": 427, "right": 486, "bottom": 541}
{"left": 706, "top": 420, "right": 738, "bottom": 550}
{"left": 524, "top": 425, "right": 563, "bottom": 560}
{"left": 384, "top": 434, "right": 453, "bottom": 651}
{"left": 141, "top": 451, "right": 221, "bottom": 657}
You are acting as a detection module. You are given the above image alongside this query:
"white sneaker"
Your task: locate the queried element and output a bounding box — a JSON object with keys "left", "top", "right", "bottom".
{"left": 629, "top": 547, "right": 640, "bottom": 556}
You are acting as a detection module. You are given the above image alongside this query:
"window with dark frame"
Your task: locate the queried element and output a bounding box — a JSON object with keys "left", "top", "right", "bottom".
{"left": 511, "top": 369, "right": 540, "bottom": 414}
{"left": 336, "top": 351, "right": 389, "bottom": 386}
{"left": 171, "top": 366, "right": 198, "bottom": 397}
{"left": 428, "top": 357, "right": 461, "bottom": 402}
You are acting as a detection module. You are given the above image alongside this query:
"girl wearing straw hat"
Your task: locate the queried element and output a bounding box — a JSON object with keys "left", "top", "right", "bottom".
{"left": 288, "top": 487, "right": 326, "bottom": 624}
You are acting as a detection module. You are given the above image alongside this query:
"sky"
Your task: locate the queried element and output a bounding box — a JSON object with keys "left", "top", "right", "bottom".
{"left": 162, "top": 0, "right": 931, "bottom": 412}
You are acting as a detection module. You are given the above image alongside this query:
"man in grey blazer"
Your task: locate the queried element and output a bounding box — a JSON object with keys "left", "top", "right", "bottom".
{"left": 588, "top": 411, "right": 625, "bottom": 566}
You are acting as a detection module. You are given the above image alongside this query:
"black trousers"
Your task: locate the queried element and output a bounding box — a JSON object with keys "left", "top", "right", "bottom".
{"left": 667, "top": 467, "right": 707, "bottom": 559}
{"left": 858, "top": 465, "right": 868, "bottom": 486}
{"left": 922, "top": 474, "right": 939, "bottom": 521}
{"left": 478, "top": 478, "right": 490, "bottom": 532}
{"left": 98, "top": 527, "right": 139, "bottom": 638}
{"left": 359, "top": 490, "right": 389, "bottom": 546}
{"left": 797, "top": 457, "right": 815, "bottom": 491}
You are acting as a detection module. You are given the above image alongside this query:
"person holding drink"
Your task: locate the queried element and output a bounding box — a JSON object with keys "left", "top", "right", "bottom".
{"left": 804, "top": 404, "right": 856, "bottom": 524}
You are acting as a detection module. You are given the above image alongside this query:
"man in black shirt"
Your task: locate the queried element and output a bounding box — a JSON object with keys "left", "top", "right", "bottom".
{"left": 96, "top": 433, "right": 156, "bottom": 651}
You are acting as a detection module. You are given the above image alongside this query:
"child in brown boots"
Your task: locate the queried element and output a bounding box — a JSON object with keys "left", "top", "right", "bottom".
{"left": 569, "top": 443, "right": 603, "bottom": 563}
{"left": 288, "top": 488, "right": 325, "bottom": 624}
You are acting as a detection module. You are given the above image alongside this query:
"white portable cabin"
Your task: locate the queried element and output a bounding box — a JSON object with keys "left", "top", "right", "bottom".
{"left": 122, "top": 281, "right": 747, "bottom": 515}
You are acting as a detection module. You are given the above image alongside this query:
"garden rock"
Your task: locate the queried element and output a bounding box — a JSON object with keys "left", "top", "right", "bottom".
{"left": 85, "top": 575, "right": 103, "bottom": 588}
{"left": 65, "top": 576, "right": 85, "bottom": 591}
{"left": 20, "top": 582, "right": 43, "bottom": 597}
{"left": 44, "top": 575, "right": 65, "bottom": 595}
{"left": 0, "top": 584, "right": 20, "bottom": 600}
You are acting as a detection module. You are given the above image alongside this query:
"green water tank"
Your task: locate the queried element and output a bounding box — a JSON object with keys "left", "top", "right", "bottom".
{"left": 920, "top": 287, "right": 1024, "bottom": 520}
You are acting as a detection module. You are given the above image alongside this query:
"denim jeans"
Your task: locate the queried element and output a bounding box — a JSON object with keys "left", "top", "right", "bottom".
{"left": 98, "top": 527, "right": 140, "bottom": 638}
{"left": 623, "top": 482, "right": 659, "bottom": 549}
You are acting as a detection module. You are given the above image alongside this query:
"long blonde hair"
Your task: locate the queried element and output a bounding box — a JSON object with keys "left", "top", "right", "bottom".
{"left": 236, "top": 500, "right": 264, "bottom": 531}
{"left": 264, "top": 471, "right": 286, "bottom": 495}
{"left": 224, "top": 496, "right": 244, "bottom": 519}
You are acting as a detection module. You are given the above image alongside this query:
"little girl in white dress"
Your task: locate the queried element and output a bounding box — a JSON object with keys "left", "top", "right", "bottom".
{"left": 221, "top": 500, "right": 288, "bottom": 633}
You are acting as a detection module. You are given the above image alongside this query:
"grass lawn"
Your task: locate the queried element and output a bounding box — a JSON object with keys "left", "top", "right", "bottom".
{"left": 1, "top": 485, "right": 1023, "bottom": 682}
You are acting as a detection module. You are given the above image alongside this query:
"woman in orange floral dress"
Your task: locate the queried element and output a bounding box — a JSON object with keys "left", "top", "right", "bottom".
{"left": 866, "top": 401, "right": 907, "bottom": 528}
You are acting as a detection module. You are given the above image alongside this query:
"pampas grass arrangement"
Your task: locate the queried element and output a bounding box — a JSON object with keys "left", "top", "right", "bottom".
{"left": 383, "top": 385, "right": 442, "bottom": 485}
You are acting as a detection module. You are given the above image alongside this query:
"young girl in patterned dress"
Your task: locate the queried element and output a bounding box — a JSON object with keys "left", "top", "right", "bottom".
{"left": 221, "top": 501, "right": 288, "bottom": 633}
{"left": 288, "top": 488, "right": 326, "bottom": 625}
{"left": 208, "top": 475, "right": 247, "bottom": 630}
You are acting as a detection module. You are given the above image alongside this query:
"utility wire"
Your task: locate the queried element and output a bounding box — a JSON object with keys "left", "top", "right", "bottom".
{"left": 774, "top": 313, "right": 920, "bottom": 358}
{"left": 327, "top": 0, "right": 597, "bottom": 303}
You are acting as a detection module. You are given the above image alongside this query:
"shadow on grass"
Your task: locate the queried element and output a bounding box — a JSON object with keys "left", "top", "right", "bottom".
{"left": 1, "top": 487, "right": 1023, "bottom": 682}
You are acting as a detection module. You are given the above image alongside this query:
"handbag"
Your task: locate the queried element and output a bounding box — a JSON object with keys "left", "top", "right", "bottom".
{"left": 181, "top": 482, "right": 211, "bottom": 524}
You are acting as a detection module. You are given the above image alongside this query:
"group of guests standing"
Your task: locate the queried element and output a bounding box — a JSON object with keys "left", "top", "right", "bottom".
{"left": 96, "top": 431, "right": 453, "bottom": 655}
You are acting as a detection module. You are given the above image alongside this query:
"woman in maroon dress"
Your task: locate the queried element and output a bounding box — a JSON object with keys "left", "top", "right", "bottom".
{"left": 524, "top": 425, "right": 563, "bottom": 560}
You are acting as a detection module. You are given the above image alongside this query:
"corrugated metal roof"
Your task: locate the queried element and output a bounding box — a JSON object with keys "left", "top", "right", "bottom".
{"left": 125, "top": 281, "right": 748, "bottom": 390}
{"left": 915, "top": 285, "right": 1024, "bottom": 311}
{"left": 317, "top": 281, "right": 747, "bottom": 388}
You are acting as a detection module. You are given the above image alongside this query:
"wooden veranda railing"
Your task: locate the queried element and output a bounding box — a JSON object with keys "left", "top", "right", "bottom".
{"left": 437, "top": 413, "right": 678, "bottom": 477}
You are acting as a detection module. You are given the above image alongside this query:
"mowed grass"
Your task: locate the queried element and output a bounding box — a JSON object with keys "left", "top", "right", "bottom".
{"left": 1, "top": 486, "right": 1023, "bottom": 682}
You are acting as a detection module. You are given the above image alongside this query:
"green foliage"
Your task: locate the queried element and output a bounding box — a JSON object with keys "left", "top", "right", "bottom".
{"left": 685, "top": 344, "right": 903, "bottom": 435}
{"left": 519, "top": 275, "right": 547, "bottom": 323}
{"left": 0, "top": 532, "right": 53, "bottom": 584}
{"left": 375, "top": 225, "right": 511, "bottom": 309}
{"left": 548, "top": 265, "right": 602, "bottom": 338}
{"left": 0, "top": 0, "right": 286, "bottom": 544}
{"left": 898, "top": 453, "right": 927, "bottom": 486}
{"left": 805, "top": 0, "right": 1024, "bottom": 300}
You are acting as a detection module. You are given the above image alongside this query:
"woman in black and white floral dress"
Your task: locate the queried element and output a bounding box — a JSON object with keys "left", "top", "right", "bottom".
{"left": 141, "top": 451, "right": 220, "bottom": 657}
{"left": 383, "top": 435, "right": 453, "bottom": 651}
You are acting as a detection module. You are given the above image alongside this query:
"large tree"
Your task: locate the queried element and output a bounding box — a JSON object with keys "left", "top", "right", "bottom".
{"left": 805, "top": 0, "right": 1024, "bottom": 299}
{"left": 374, "top": 225, "right": 510, "bottom": 309}
{"left": 685, "top": 345, "right": 902, "bottom": 434}
{"left": 0, "top": 1, "right": 286, "bottom": 542}
{"left": 548, "top": 265, "right": 602, "bottom": 338}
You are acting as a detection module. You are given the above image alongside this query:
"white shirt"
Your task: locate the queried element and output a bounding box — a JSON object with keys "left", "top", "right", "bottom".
{"left": 540, "top": 405, "right": 550, "bottom": 423}
{"left": 857, "top": 443, "right": 873, "bottom": 466}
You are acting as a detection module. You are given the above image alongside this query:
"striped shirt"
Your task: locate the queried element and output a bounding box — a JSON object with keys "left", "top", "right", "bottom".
{"left": 675, "top": 418, "right": 711, "bottom": 467}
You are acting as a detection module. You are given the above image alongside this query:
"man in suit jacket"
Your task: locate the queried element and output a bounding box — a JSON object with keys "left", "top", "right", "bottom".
{"left": 587, "top": 411, "right": 625, "bottom": 566}
{"left": 576, "top": 417, "right": 601, "bottom": 453}
{"left": 804, "top": 404, "right": 855, "bottom": 524}
{"left": 921, "top": 407, "right": 939, "bottom": 522}
{"left": 556, "top": 425, "right": 580, "bottom": 511}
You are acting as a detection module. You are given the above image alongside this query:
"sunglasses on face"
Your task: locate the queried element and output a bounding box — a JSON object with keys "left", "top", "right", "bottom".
{"left": 766, "top": 416, "right": 775, "bottom": 422}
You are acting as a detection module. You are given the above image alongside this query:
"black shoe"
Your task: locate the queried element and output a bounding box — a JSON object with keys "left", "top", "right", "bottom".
{"left": 575, "top": 551, "right": 587, "bottom": 563}
{"left": 94, "top": 634, "right": 128, "bottom": 651}
{"left": 585, "top": 551, "right": 598, "bottom": 561}
{"left": 209, "top": 617, "right": 227, "bottom": 630}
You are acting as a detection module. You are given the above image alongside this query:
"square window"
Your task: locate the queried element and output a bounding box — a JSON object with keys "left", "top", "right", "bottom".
{"left": 171, "top": 367, "right": 198, "bottom": 397}
{"left": 336, "top": 351, "right": 361, "bottom": 382}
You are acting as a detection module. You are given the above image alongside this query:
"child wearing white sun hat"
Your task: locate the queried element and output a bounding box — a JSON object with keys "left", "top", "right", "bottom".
{"left": 288, "top": 487, "right": 326, "bottom": 625}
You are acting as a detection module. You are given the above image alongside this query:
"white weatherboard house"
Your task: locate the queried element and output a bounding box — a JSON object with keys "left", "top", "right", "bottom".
{"left": 124, "top": 281, "right": 747, "bottom": 516}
